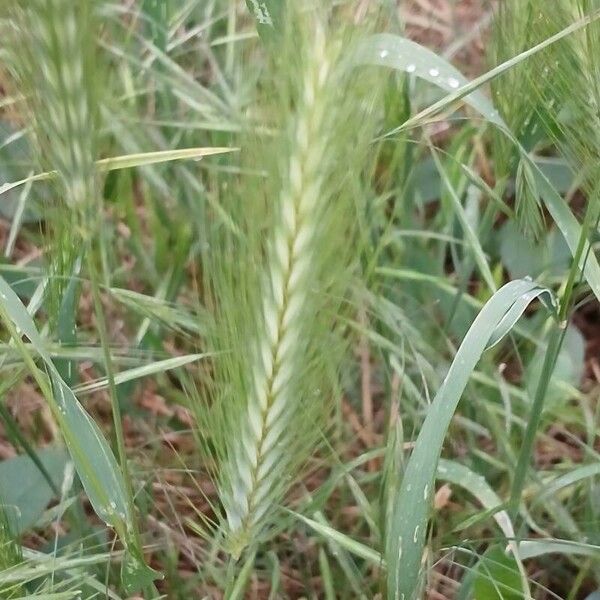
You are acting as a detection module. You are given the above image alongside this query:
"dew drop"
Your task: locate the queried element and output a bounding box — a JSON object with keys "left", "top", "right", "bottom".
{"left": 423, "top": 485, "right": 429, "bottom": 500}
{"left": 406, "top": 64, "right": 416, "bottom": 73}
{"left": 380, "top": 50, "right": 389, "bottom": 59}
{"left": 447, "top": 77, "right": 460, "bottom": 89}
{"left": 429, "top": 68, "right": 440, "bottom": 77}
{"left": 413, "top": 525, "right": 420, "bottom": 543}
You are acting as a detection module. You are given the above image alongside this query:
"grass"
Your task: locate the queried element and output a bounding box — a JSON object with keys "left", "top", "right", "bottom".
{"left": 0, "top": 0, "right": 599, "bottom": 598}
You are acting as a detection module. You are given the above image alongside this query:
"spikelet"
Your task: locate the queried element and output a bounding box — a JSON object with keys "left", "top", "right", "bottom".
{"left": 201, "top": 5, "right": 381, "bottom": 558}
{"left": 2, "top": 0, "right": 100, "bottom": 310}
{"left": 4, "top": 0, "right": 98, "bottom": 207}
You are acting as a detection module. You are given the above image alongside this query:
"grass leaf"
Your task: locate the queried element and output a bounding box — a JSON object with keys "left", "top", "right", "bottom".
{"left": 0, "top": 147, "right": 235, "bottom": 197}
{"left": 0, "top": 274, "right": 156, "bottom": 585}
{"left": 386, "top": 279, "right": 557, "bottom": 600}
{"left": 292, "top": 511, "right": 382, "bottom": 566}
{"left": 355, "top": 33, "right": 502, "bottom": 125}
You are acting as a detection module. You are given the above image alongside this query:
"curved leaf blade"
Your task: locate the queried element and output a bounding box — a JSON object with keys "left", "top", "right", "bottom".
{"left": 386, "top": 279, "right": 556, "bottom": 600}
{"left": 354, "top": 33, "right": 503, "bottom": 127}
{"left": 0, "top": 276, "right": 139, "bottom": 564}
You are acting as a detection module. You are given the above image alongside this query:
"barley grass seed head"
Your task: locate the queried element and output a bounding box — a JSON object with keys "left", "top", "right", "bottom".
{"left": 197, "top": 3, "right": 383, "bottom": 559}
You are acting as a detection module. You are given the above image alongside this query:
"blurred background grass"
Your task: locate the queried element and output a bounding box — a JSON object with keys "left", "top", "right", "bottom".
{"left": 0, "top": 0, "right": 600, "bottom": 598}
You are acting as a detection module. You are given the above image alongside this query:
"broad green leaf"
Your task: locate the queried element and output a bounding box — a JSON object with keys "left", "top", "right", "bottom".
{"left": 534, "top": 156, "right": 575, "bottom": 195}
{"left": 0, "top": 448, "right": 67, "bottom": 533}
{"left": 526, "top": 324, "right": 585, "bottom": 407}
{"left": 499, "top": 222, "right": 570, "bottom": 281}
{"left": 473, "top": 545, "right": 522, "bottom": 600}
{"left": 122, "top": 548, "right": 160, "bottom": 595}
{"left": 386, "top": 279, "right": 556, "bottom": 600}
{"left": 245, "top": 0, "right": 282, "bottom": 40}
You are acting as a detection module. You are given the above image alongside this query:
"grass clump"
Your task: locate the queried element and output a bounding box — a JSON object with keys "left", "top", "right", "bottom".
{"left": 1, "top": 0, "right": 600, "bottom": 598}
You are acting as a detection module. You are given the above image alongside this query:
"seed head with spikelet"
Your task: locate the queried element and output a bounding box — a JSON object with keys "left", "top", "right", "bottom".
{"left": 2, "top": 0, "right": 101, "bottom": 313}
{"left": 4, "top": 0, "right": 99, "bottom": 207}
{"left": 198, "top": 4, "right": 382, "bottom": 559}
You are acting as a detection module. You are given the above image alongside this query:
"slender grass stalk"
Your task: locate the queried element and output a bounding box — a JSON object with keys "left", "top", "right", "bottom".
{"left": 508, "top": 326, "right": 564, "bottom": 519}
{"left": 509, "top": 188, "right": 600, "bottom": 519}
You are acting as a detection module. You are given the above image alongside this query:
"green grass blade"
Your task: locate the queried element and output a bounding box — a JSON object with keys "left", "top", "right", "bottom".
{"left": 354, "top": 33, "right": 502, "bottom": 125}
{"left": 437, "top": 460, "right": 530, "bottom": 598}
{"left": 533, "top": 463, "right": 600, "bottom": 507}
{"left": 531, "top": 164, "right": 600, "bottom": 303}
{"left": 225, "top": 549, "right": 257, "bottom": 600}
{"left": 292, "top": 512, "right": 382, "bottom": 566}
{"left": 386, "top": 279, "right": 557, "bottom": 600}
{"left": 0, "top": 147, "right": 235, "bottom": 197}
{"left": 96, "top": 147, "right": 236, "bottom": 170}
{"left": 518, "top": 540, "right": 600, "bottom": 560}
{"left": 437, "top": 460, "right": 514, "bottom": 539}
{"left": 48, "top": 371, "right": 129, "bottom": 526}
{"left": 429, "top": 144, "right": 497, "bottom": 292}
{"left": 0, "top": 274, "right": 156, "bottom": 586}
{"left": 74, "top": 353, "right": 210, "bottom": 394}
